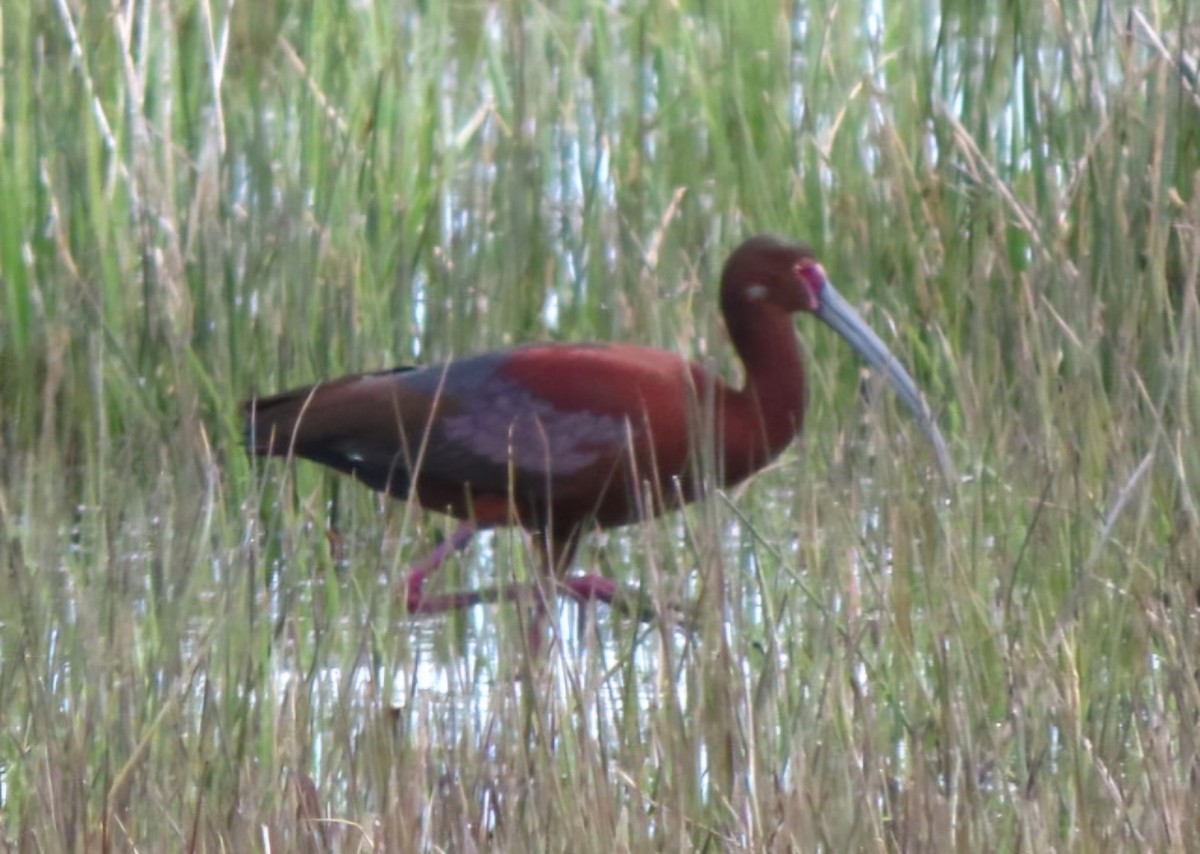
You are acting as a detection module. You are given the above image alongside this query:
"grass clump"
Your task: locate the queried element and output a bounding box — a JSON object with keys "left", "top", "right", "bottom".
{"left": 1, "top": 0, "right": 1199, "bottom": 849}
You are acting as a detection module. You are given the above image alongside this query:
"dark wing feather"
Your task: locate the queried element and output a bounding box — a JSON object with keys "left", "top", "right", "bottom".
{"left": 243, "top": 345, "right": 695, "bottom": 517}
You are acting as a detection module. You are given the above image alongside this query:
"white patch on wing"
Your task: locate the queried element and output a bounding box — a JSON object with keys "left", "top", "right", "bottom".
{"left": 440, "top": 384, "right": 635, "bottom": 475}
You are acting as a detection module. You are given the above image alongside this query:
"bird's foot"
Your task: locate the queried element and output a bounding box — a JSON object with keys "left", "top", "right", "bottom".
{"left": 400, "top": 565, "right": 682, "bottom": 630}
{"left": 561, "top": 574, "right": 661, "bottom": 624}
{"left": 404, "top": 579, "right": 547, "bottom": 616}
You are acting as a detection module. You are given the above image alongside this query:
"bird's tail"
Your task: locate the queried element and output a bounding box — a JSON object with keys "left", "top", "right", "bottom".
{"left": 241, "top": 366, "right": 417, "bottom": 459}
{"left": 242, "top": 385, "right": 325, "bottom": 458}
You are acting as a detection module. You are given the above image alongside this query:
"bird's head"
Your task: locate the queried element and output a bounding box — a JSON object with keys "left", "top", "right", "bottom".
{"left": 720, "top": 234, "right": 825, "bottom": 316}
{"left": 720, "top": 234, "right": 954, "bottom": 479}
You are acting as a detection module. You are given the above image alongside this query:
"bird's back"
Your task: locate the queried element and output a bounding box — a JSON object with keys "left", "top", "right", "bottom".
{"left": 243, "top": 344, "right": 739, "bottom": 531}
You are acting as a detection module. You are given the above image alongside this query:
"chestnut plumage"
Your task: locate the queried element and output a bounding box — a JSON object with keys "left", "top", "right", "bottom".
{"left": 244, "top": 235, "right": 951, "bottom": 616}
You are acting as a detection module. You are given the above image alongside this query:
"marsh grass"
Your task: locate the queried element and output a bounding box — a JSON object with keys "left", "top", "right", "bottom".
{"left": 2, "top": 0, "right": 1199, "bottom": 849}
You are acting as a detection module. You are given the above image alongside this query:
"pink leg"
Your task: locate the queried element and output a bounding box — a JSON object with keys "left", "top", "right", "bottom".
{"left": 561, "top": 575, "right": 658, "bottom": 623}
{"left": 401, "top": 522, "right": 477, "bottom": 611}
{"left": 399, "top": 529, "right": 661, "bottom": 627}
{"left": 561, "top": 574, "right": 621, "bottom": 604}
{"left": 405, "top": 571, "right": 659, "bottom": 623}
{"left": 406, "top": 577, "right": 554, "bottom": 657}
{"left": 405, "top": 581, "right": 545, "bottom": 615}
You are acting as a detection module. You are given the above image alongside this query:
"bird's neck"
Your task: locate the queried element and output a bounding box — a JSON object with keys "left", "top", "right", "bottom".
{"left": 720, "top": 310, "right": 807, "bottom": 479}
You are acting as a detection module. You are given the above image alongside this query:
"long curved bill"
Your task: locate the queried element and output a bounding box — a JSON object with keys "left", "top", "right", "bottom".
{"left": 815, "top": 281, "right": 955, "bottom": 480}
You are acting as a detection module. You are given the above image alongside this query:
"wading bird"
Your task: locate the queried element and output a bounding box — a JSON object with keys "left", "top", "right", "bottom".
{"left": 244, "top": 236, "right": 951, "bottom": 619}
